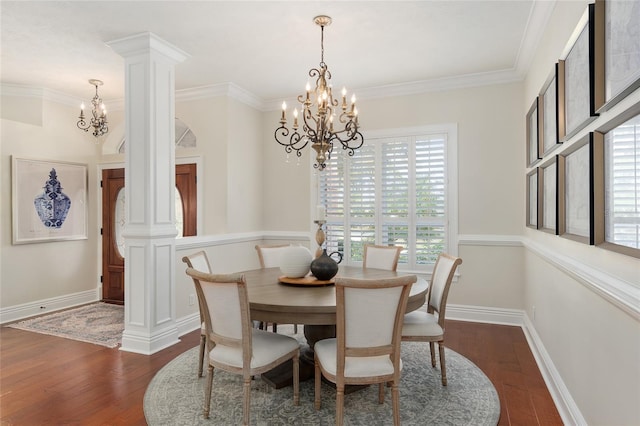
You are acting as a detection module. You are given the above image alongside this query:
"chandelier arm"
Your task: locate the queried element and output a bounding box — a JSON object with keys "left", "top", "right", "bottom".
{"left": 275, "top": 126, "right": 309, "bottom": 157}
{"left": 331, "top": 125, "right": 364, "bottom": 153}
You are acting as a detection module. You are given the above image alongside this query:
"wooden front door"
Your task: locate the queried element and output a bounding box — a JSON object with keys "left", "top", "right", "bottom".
{"left": 101, "top": 164, "right": 197, "bottom": 303}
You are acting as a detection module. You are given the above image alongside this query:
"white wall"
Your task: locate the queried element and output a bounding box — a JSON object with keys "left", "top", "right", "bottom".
{"left": 226, "top": 98, "right": 263, "bottom": 233}
{"left": 1, "top": 96, "right": 101, "bottom": 310}
{"left": 523, "top": 1, "right": 640, "bottom": 424}
{"left": 176, "top": 97, "right": 229, "bottom": 234}
{"left": 262, "top": 82, "right": 527, "bottom": 310}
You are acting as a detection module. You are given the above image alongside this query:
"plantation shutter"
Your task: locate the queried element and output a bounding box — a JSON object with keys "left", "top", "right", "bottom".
{"left": 319, "top": 129, "right": 450, "bottom": 269}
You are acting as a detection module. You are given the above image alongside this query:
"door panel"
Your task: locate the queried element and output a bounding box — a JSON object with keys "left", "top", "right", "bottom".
{"left": 102, "top": 168, "right": 125, "bottom": 304}
{"left": 101, "top": 164, "right": 197, "bottom": 304}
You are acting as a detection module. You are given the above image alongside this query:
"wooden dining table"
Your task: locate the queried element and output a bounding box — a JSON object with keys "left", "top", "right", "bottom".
{"left": 240, "top": 265, "right": 429, "bottom": 388}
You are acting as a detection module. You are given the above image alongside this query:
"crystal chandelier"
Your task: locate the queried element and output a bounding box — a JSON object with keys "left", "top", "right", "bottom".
{"left": 275, "top": 15, "right": 363, "bottom": 170}
{"left": 77, "top": 79, "right": 108, "bottom": 139}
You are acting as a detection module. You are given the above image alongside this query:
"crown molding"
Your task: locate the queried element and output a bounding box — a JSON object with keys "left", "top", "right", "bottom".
{"left": 175, "top": 82, "right": 264, "bottom": 110}
{"left": 514, "top": 0, "right": 557, "bottom": 77}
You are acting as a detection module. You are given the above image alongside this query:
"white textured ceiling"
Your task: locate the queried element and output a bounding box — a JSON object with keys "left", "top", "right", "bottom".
{"left": 1, "top": 1, "right": 554, "bottom": 104}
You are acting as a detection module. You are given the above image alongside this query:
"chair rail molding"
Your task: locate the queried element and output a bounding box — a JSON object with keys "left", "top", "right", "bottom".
{"left": 458, "top": 234, "right": 523, "bottom": 247}
{"left": 459, "top": 233, "right": 639, "bottom": 321}
{"left": 523, "top": 237, "right": 640, "bottom": 321}
{"left": 175, "top": 231, "right": 310, "bottom": 251}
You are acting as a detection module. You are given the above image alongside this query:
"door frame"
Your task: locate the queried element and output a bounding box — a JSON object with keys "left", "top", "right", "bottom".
{"left": 97, "top": 155, "right": 203, "bottom": 301}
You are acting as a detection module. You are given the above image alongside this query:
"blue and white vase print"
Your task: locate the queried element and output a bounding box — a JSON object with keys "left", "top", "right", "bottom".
{"left": 33, "top": 168, "right": 71, "bottom": 228}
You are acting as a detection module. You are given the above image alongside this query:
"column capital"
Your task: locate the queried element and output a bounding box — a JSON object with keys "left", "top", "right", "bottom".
{"left": 107, "top": 31, "right": 190, "bottom": 64}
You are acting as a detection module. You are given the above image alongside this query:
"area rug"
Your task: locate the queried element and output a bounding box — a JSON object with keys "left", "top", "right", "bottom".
{"left": 144, "top": 326, "right": 500, "bottom": 425}
{"left": 6, "top": 302, "right": 124, "bottom": 348}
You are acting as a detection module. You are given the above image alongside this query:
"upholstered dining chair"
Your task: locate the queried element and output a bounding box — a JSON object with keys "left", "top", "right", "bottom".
{"left": 254, "top": 244, "right": 294, "bottom": 333}
{"left": 314, "top": 274, "right": 417, "bottom": 426}
{"left": 401, "top": 253, "right": 462, "bottom": 386}
{"left": 181, "top": 250, "right": 211, "bottom": 378}
{"left": 185, "top": 267, "right": 300, "bottom": 425}
{"left": 363, "top": 244, "right": 402, "bottom": 271}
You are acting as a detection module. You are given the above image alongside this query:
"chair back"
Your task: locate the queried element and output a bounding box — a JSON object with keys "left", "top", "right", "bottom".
{"left": 363, "top": 244, "right": 402, "bottom": 271}
{"left": 182, "top": 250, "right": 211, "bottom": 273}
{"left": 185, "top": 268, "right": 252, "bottom": 363}
{"left": 428, "top": 253, "right": 462, "bottom": 327}
{"left": 255, "top": 244, "right": 289, "bottom": 268}
{"left": 182, "top": 251, "right": 212, "bottom": 325}
{"left": 335, "top": 275, "right": 416, "bottom": 362}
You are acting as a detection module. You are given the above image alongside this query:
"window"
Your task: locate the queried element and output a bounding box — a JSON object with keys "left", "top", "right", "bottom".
{"left": 319, "top": 125, "right": 458, "bottom": 271}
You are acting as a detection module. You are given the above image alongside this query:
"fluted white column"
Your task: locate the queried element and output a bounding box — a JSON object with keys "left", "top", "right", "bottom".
{"left": 107, "top": 32, "right": 189, "bottom": 354}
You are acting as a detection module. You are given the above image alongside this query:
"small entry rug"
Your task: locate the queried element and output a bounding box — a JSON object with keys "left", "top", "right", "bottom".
{"left": 144, "top": 327, "right": 500, "bottom": 425}
{"left": 6, "top": 302, "right": 124, "bottom": 348}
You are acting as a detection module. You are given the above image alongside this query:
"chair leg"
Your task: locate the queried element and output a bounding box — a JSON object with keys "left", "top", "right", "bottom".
{"left": 429, "top": 341, "right": 436, "bottom": 367}
{"left": 293, "top": 353, "right": 300, "bottom": 406}
{"left": 378, "top": 383, "right": 385, "bottom": 404}
{"left": 336, "top": 384, "right": 345, "bottom": 426}
{"left": 391, "top": 380, "right": 400, "bottom": 426}
{"left": 243, "top": 377, "right": 251, "bottom": 426}
{"left": 198, "top": 335, "right": 206, "bottom": 377}
{"left": 294, "top": 324, "right": 298, "bottom": 333}
{"left": 204, "top": 365, "right": 214, "bottom": 419}
{"left": 314, "top": 354, "right": 321, "bottom": 410}
{"left": 439, "top": 342, "right": 447, "bottom": 386}
{"left": 273, "top": 323, "right": 278, "bottom": 333}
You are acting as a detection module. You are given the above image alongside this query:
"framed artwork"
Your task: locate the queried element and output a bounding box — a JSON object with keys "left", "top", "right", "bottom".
{"left": 539, "top": 157, "right": 558, "bottom": 234}
{"left": 559, "top": 4, "right": 601, "bottom": 141}
{"left": 526, "top": 168, "right": 541, "bottom": 229}
{"left": 557, "top": 133, "right": 604, "bottom": 244}
{"left": 597, "top": 102, "right": 640, "bottom": 258}
{"left": 12, "top": 157, "right": 88, "bottom": 244}
{"left": 540, "top": 66, "right": 562, "bottom": 156}
{"left": 526, "top": 98, "right": 541, "bottom": 167}
{"left": 596, "top": 0, "right": 640, "bottom": 112}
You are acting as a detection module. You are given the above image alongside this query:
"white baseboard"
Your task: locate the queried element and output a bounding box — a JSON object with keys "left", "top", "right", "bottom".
{"left": 176, "top": 311, "right": 201, "bottom": 337}
{"left": 522, "top": 314, "right": 586, "bottom": 426}
{"left": 446, "top": 304, "right": 584, "bottom": 426}
{"left": 0, "top": 289, "right": 99, "bottom": 324}
{"left": 447, "top": 303, "right": 524, "bottom": 326}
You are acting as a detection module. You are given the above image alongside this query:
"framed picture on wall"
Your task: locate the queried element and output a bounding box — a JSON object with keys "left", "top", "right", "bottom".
{"left": 540, "top": 66, "right": 562, "bottom": 156}
{"left": 596, "top": 102, "right": 640, "bottom": 258}
{"left": 526, "top": 98, "right": 541, "bottom": 167}
{"left": 12, "top": 157, "right": 88, "bottom": 244}
{"left": 539, "top": 157, "right": 558, "bottom": 234}
{"left": 526, "top": 168, "right": 541, "bottom": 229}
{"left": 596, "top": 0, "right": 640, "bottom": 112}
{"left": 559, "top": 3, "right": 602, "bottom": 141}
{"left": 557, "top": 133, "right": 604, "bottom": 244}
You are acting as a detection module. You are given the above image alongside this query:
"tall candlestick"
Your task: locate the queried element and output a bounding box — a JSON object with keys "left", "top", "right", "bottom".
{"left": 317, "top": 205, "right": 326, "bottom": 221}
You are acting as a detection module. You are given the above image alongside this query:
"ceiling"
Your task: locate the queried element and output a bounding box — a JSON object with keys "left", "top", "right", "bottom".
{"left": 1, "top": 1, "right": 555, "bottom": 105}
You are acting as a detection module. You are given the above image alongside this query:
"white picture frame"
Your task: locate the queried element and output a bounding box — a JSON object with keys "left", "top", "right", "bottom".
{"left": 12, "top": 157, "right": 88, "bottom": 244}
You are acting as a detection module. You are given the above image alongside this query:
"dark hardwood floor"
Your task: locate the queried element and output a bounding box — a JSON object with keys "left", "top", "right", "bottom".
{"left": 0, "top": 320, "right": 562, "bottom": 425}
